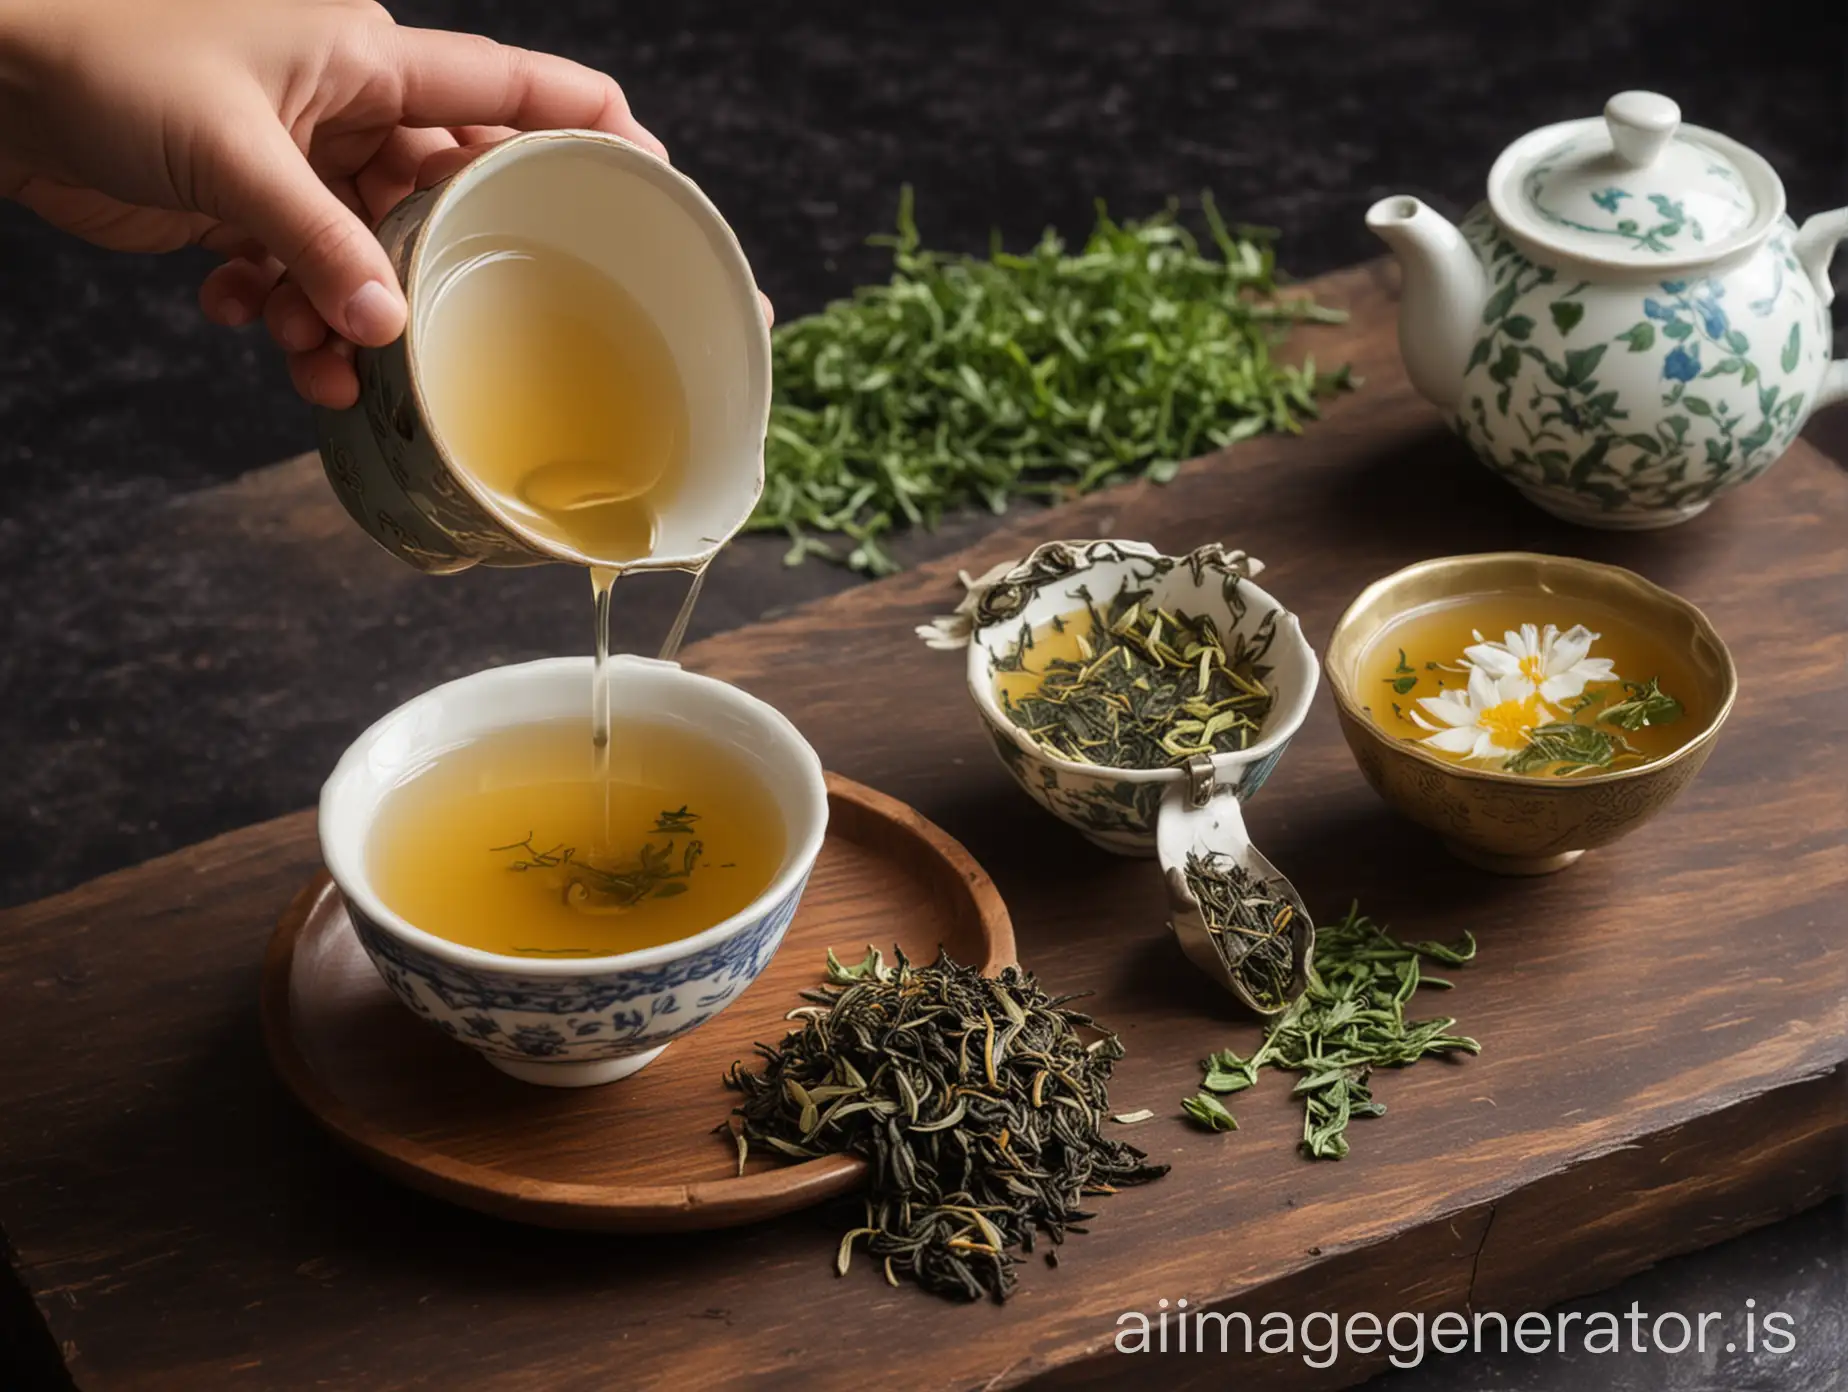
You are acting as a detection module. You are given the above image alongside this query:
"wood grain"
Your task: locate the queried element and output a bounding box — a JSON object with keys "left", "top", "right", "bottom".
{"left": 260, "top": 774, "right": 1016, "bottom": 1233}
{"left": 1, "top": 260, "right": 1844, "bottom": 1390}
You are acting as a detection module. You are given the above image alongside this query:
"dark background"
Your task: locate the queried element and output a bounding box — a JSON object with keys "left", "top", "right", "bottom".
{"left": 1, "top": 1, "right": 1843, "bottom": 1387}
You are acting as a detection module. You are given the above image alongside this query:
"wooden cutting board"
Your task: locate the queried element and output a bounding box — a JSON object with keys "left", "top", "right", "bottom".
{"left": 2, "top": 261, "right": 1843, "bottom": 1392}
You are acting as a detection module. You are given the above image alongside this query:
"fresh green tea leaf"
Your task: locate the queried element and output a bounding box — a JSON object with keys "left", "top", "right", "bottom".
{"left": 1182, "top": 1092, "right": 1240, "bottom": 1132}
{"left": 753, "top": 189, "right": 1351, "bottom": 573}
{"left": 1599, "top": 676, "right": 1684, "bottom": 731}
{"left": 1185, "top": 905, "right": 1478, "bottom": 1160}
{"left": 1503, "top": 721, "right": 1637, "bottom": 775}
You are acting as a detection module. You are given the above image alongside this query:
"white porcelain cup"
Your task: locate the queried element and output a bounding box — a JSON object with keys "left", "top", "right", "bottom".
{"left": 314, "top": 129, "right": 771, "bottom": 574}
{"left": 318, "top": 656, "right": 827, "bottom": 1087}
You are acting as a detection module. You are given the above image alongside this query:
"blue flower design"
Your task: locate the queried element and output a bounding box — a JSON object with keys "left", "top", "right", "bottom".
{"left": 510, "top": 1024, "right": 568, "bottom": 1057}
{"left": 1660, "top": 279, "right": 1689, "bottom": 295}
{"left": 1590, "top": 187, "right": 1630, "bottom": 213}
{"left": 1693, "top": 293, "right": 1728, "bottom": 340}
{"left": 462, "top": 1013, "right": 500, "bottom": 1039}
{"left": 1643, "top": 297, "right": 1671, "bottom": 321}
{"left": 1662, "top": 345, "right": 1702, "bottom": 382}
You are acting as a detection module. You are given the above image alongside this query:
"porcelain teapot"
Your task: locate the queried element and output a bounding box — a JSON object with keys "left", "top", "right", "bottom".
{"left": 1368, "top": 91, "right": 1846, "bottom": 529}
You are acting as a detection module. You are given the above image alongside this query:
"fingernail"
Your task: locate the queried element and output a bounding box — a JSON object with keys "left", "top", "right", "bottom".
{"left": 220, "top": 296, "right": 255, "bottom": 327}
{"left": 343, "top": 280, "right": 404, "bottom": 346}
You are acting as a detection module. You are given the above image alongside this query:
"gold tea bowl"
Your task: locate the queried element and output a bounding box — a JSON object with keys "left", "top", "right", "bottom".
{"left": 1324, "top": 553, "right": 1736, "bottom": 875}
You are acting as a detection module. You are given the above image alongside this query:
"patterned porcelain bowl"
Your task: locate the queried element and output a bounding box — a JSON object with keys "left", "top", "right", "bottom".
{"left": 953, "top": 541, "right": 1319, "bottom": 858}
{"left": 1325, "top": 553, "right": 1736, "bottom": 875}
{"left": 319, "top": 656, "right": 827, "bottom": 1087}
{"left": 924, "top": 539, "right": 1322, "bottom": 1013}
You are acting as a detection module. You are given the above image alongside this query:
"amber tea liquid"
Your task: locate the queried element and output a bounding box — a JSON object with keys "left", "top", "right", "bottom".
{"left": 420, "top": 236, "right": 702, "bottom": 769}
{"left": 420, "top": 236, "right": 690, "bottom": 567}
{"left": 368, "top": 716, "right": 785, "bottom": 958}
{"left": 1359, "top": 591, "right": 1703, "bottom": 774}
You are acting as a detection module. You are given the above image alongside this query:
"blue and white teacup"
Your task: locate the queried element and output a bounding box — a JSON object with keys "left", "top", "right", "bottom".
{"left": 319, "top": 656, "right": 827, "bottom": 1087}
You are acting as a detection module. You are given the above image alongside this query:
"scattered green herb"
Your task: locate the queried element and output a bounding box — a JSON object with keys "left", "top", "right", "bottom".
{"left": 1387, "top": 674, "right": 1419, "bottom": 695}
{"left": 1184, "top": 905, "right": 1479, "bottom": 1159}
{"left": 997, "top": 580, "right": 1275, "bottom": 768}
{"left": 1599, "top": 677, "right": 1685, "bottom": 731}
{"left": 1503, "top": 721, "right": 1640, "bottom": 776}
{"left": 752, "top": 189, "right": 1352, "bottom": 573}
{"left": 724, "top": 946, "right": 1167, "bottom": 1302}
{"left": 1182, "top": 1093, "right": 1239, "bottom": 1132}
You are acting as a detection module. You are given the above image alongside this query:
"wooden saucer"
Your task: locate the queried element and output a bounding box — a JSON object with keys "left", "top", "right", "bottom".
{"left": 261, "top": 773, "right": 1015, "bottom": 1232}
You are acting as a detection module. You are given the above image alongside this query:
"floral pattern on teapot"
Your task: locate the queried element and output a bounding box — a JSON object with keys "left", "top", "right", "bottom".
{"left": 1452, "top": 206, "right": 1832, "bottom": 524}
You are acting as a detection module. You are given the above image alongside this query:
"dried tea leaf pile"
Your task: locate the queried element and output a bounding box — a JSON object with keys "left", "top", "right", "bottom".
{"left": 1181, "top": 851, "right": 1298, "bottom": 1012}
{"left": 753, "top": 189, "right": 1352, "bottom": 573}
{"left": 724, "top": 947, "right": 1167, "bottom": 1302}
{"left": 1184, "top": 906, "right": 1480, "bottom": 1158}
{"left": 998, "top": 581, "right": 1276, "bottom": 769}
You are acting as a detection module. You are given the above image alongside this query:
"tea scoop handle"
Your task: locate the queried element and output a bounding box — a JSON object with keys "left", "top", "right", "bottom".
{"left": 1794, "top": 206, "right": 1848, "bottom": 412}
{"left": 1155, "top": 758, "right": 1314, "bottom": 1016}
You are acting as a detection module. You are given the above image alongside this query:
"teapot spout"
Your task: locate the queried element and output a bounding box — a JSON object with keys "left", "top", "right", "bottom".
{"left": 1366, "top": 196, "right": 1489, "bottom": 413}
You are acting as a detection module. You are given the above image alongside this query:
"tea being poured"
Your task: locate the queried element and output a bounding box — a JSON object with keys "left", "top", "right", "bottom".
{"left": 368, "top": 715, "right": 785, "bottom": 958}
{"left": 1358, "top": 593, "right": 1697, "bottom": 777}
{"left": 419, "top": 234, "right": 704, "bottom": 758}
{"left": 420, "top": 235, "right": 690, "bottom": 566}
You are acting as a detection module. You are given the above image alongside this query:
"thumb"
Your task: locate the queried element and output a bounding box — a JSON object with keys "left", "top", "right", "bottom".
{"left": 202, "top": 109, "right": 405, "bottom": 347}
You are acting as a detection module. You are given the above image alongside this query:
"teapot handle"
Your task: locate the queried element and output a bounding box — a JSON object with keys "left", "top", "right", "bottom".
{"left": 1794, "top": 207, "right": 1848, "bottom": 411}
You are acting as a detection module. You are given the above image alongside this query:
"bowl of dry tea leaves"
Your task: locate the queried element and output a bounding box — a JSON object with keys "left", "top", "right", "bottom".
{"left": 919, "top": 538, "right": 1320, "bottom": 1013}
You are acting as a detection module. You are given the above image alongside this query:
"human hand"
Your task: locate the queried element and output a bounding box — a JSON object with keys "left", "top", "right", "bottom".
{"left": 0, "top": 0, "right": 669, "bottom": 408}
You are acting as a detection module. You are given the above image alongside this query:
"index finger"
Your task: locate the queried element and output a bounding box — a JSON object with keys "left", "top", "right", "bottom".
{"left": 387, "top": 29, "right": 668, "bottom": 160}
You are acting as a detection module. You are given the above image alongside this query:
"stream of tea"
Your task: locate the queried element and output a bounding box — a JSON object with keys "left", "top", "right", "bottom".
{"left": 380, "top": 235, "right": 755, "bottom": 954}
{"left": 420, "top": 235, "right": 700, "bottom": 784}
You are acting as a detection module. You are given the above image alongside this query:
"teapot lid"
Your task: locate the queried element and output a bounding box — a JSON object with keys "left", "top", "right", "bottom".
{"left": 1487, "top": 91, "right": 1784, "bottom": 270}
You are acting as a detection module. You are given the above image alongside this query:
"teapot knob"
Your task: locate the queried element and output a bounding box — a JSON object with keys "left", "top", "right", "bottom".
{"left": 1605, "top": 91, "right": 1680, "bottom": 169}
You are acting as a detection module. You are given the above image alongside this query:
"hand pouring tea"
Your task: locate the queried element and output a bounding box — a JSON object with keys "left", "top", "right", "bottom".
{"left": 923, "top": 540, "right": 1321, "bottom": 1015}
{"left": 313, "top": 127, "right": 770, "bottom": 583}
{"left": 307, "top": 133, "right": 801, "bottom": 1086}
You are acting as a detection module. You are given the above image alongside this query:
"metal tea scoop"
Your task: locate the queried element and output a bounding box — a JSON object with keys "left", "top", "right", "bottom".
{"left": 1159, "top": 753, "right": 1316, "bottom": 1017}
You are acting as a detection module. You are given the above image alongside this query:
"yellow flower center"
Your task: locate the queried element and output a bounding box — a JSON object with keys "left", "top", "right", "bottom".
{"left": 1480, "top": 694, "right": 1545, "bottom": 748}
{"left": 1519, "top": 654, "right": 1547, "bottom": 686}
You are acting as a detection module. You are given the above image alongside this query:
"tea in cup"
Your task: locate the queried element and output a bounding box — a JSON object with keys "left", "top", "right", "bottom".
{"left": 319, "top": 656, "right": 828, "bottom": 1086}
{"left": 313, "top": 127, "right": 771, "bottom": 577}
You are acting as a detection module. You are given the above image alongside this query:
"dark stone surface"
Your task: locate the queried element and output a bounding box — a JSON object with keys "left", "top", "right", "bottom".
{"left": 0, "top": 1, "right": 1843, "bottom": 1388}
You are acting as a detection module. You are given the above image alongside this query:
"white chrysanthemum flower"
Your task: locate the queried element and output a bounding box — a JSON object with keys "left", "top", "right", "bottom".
{"left": 1412, "top": 666, "right": 1552, "bottom": 761}
{"left": 1463, "top": 623, "right": 1618, "bottom": 706}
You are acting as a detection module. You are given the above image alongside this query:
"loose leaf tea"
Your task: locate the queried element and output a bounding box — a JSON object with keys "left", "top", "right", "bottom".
{"left": 1501, "top": 721, "right": 1638, "bottom": 776}
{"left": 724, "top": 946, "right": 1167, "bottom": 1302}
{"left": 1184, "top": 905, "right": 1480, "bottom": 1159}
{"left": 995, "top": 580, "right": 1276, "bottom": 769}
{"left": 493, "top": 805, "right": 705, "bottom": 915}
{"left": 1181, "top": 851, "right": 1299, "bottom": 1012}
{"left": 1598, "top": 677, "right": 1685, "bottom": 731}
{"left": 754, "top": 189, "right": 1352, "bottom": 573}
